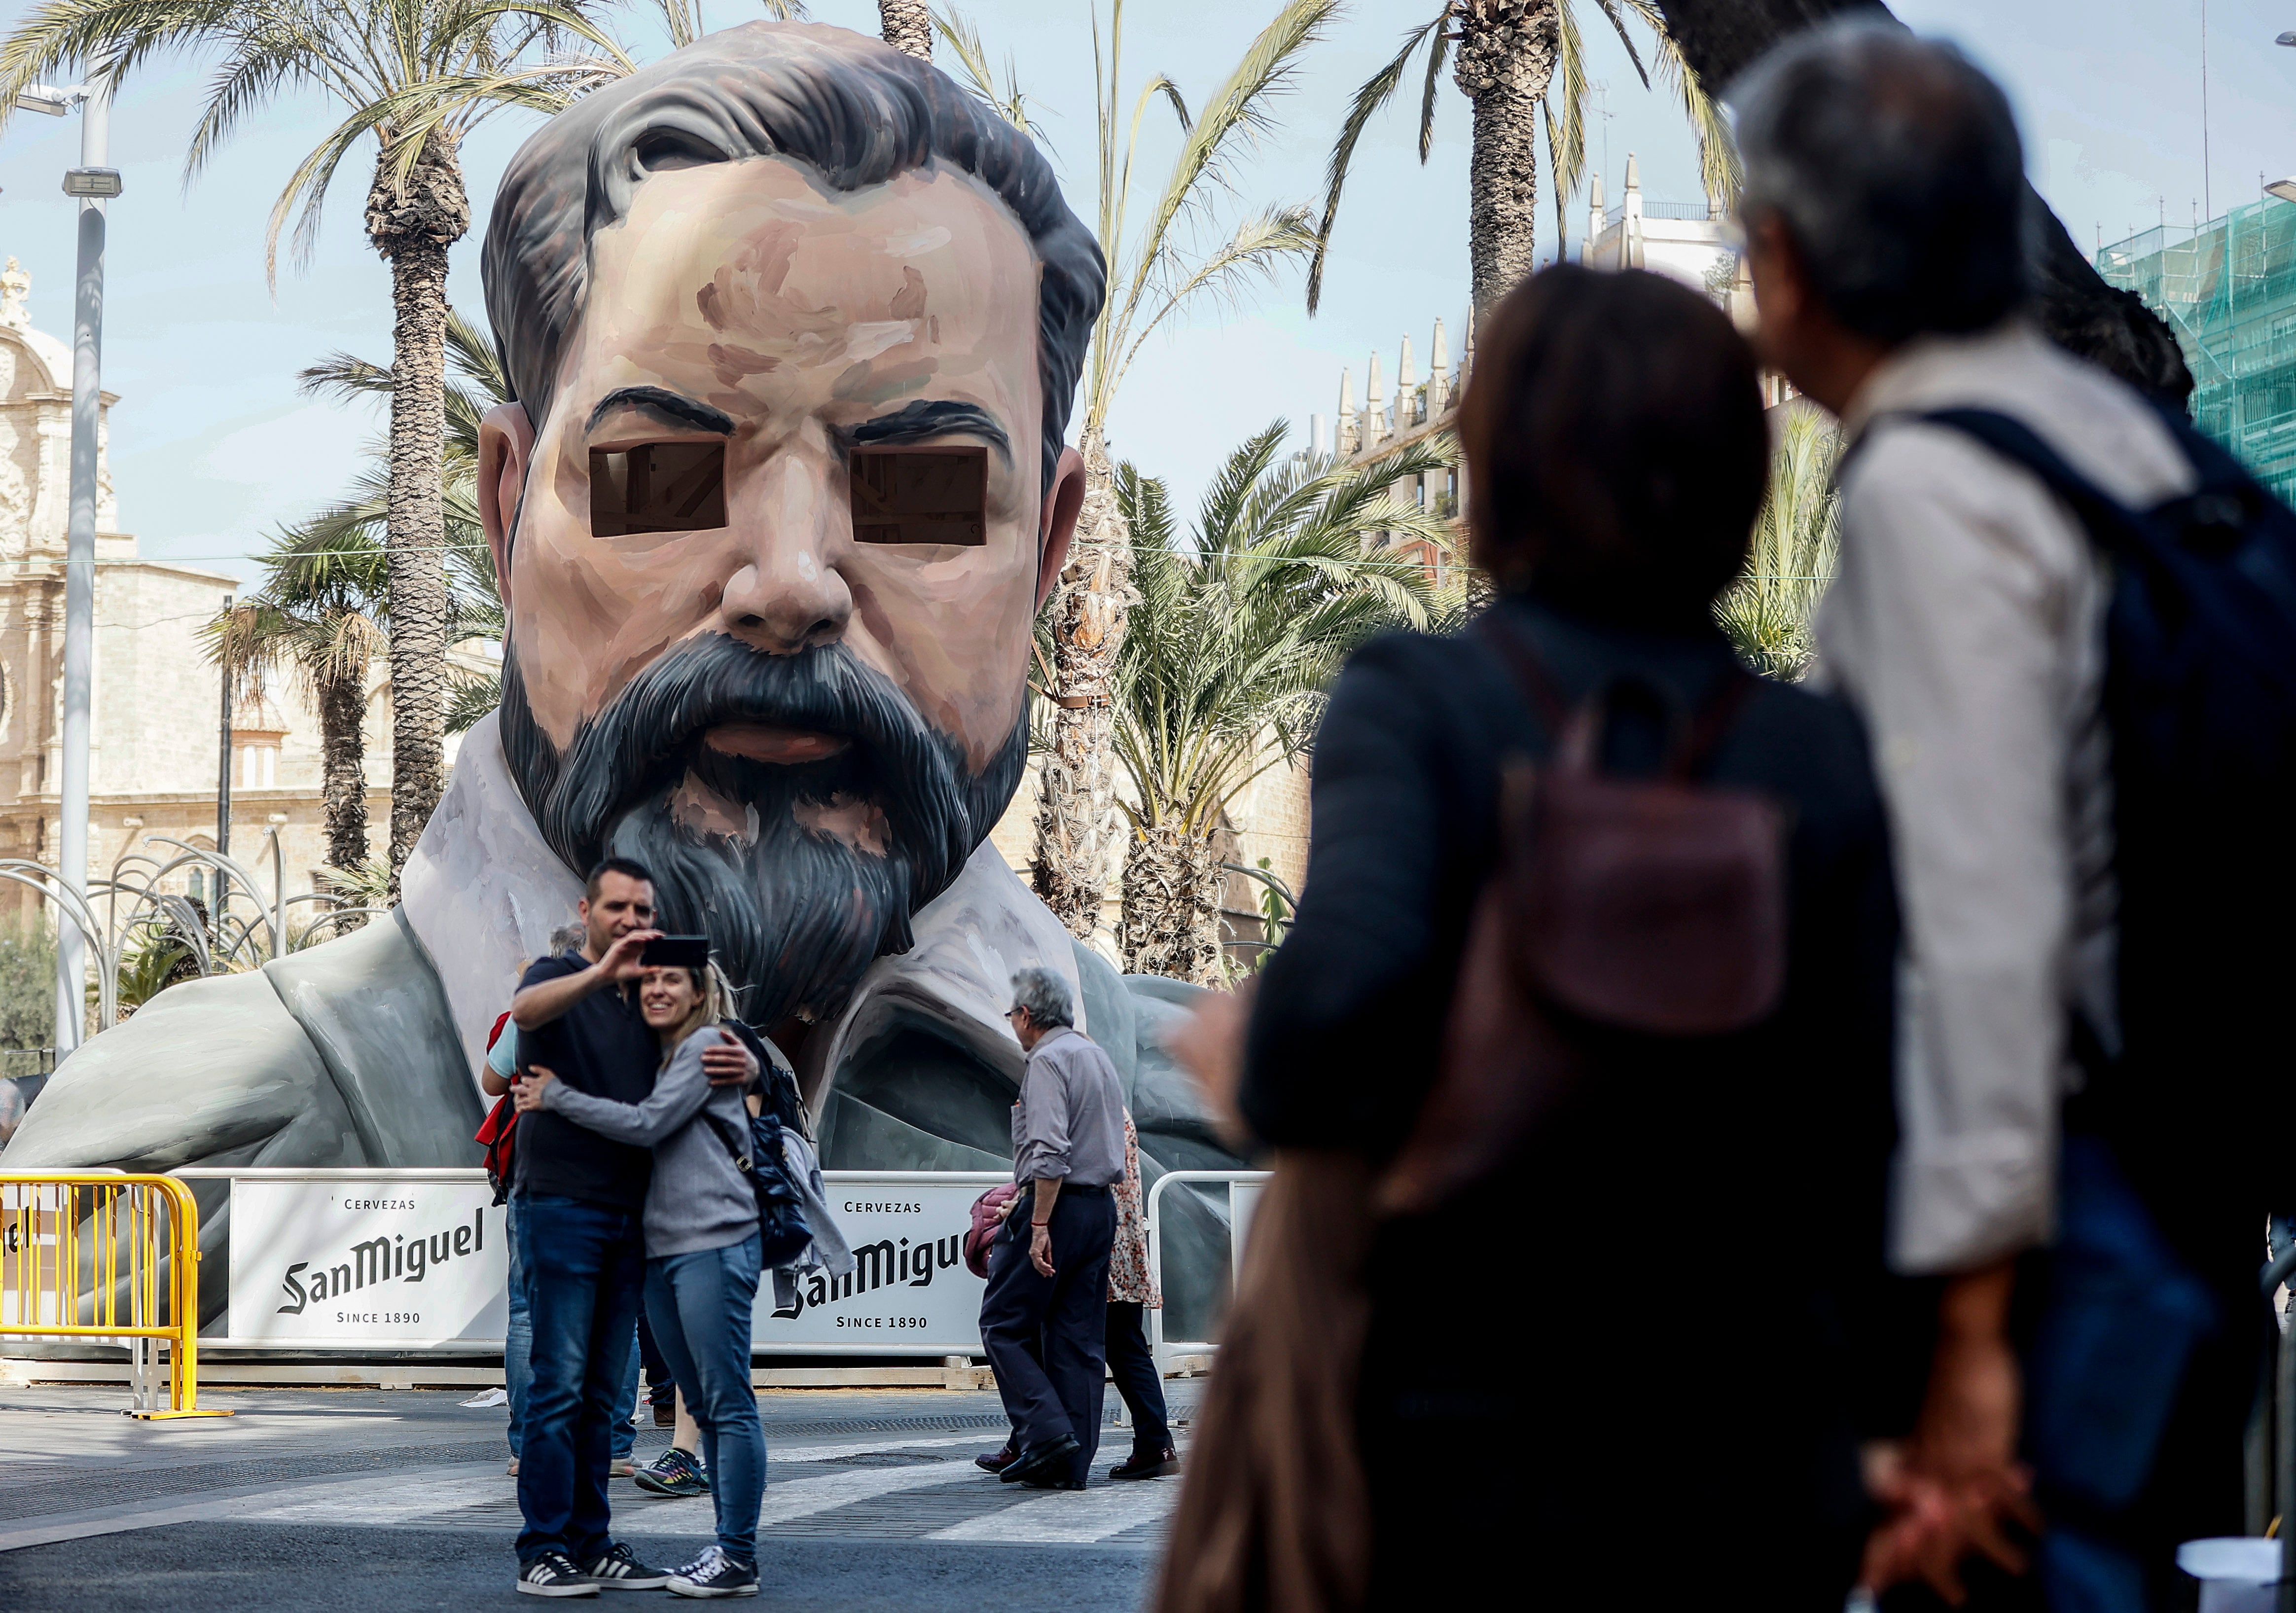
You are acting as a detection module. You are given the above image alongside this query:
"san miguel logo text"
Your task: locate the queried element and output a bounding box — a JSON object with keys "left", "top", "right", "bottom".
{"left": 276, "top": 1207, "right": 487, "bottom": 1315}
{"left": 771, "top": 1224, "right": 965, "bottom": 1321}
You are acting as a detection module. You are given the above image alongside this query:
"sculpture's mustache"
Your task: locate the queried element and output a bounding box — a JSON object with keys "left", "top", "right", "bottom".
{"left": 498, "top": 632, "right": 1028, "bottom": 1022}
{"left": 506, "top": 633, "right": 972, "bottom": 874}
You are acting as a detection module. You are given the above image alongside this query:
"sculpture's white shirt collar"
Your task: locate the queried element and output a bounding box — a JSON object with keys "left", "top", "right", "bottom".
{"left": 399, "top": 712, "right": 1083, "bottom": 1098}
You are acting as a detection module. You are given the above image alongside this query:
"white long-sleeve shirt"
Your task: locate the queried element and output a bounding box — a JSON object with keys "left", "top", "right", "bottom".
{"left": 1814, "top": 323, "right": 2193, "bottom": 1275}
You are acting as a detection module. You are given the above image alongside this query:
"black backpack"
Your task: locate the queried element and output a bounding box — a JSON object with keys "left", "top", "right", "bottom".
{"left": 1911, "top": 407, "right": 2296, "bottom": 1216}
{"left": 706, "top": 1106, "right": 815, "bottom": 1268}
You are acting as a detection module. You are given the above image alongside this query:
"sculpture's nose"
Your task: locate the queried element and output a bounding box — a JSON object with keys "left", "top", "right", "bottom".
{"left": 715, "top": 440, "right": 853, "bottom": 655}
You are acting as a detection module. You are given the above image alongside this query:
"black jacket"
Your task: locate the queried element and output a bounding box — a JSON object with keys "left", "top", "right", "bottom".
{"left": 1241, "top": 595, "right": 1905, "bottom": 1603}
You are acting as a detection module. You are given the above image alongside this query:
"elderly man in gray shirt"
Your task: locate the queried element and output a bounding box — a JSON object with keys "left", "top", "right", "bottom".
{"left": 977, "top": 966, "right": 1128, "bottom": 1490}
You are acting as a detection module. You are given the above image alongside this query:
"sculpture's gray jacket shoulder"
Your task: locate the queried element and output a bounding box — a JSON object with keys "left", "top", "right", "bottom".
{"left": 1, "top": 909, "right": 480, "bottom": 1173}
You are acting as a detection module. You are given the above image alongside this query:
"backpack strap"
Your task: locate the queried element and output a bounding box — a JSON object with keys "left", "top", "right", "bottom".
{"left": 1477, "top": 608, "right": 1757, "bottom": 780}
{"left": 1876, "top": 407, "right": 2294, "bottom": 701}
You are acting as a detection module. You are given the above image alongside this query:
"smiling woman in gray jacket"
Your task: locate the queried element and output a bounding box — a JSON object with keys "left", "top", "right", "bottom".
{"left": 518, "top": 965, "right": 762, "bottom": 1599}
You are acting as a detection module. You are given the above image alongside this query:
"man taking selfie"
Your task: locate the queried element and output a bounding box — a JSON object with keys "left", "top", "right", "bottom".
{"left": 506, "top": 856, "right": 756, "bottom": 1597}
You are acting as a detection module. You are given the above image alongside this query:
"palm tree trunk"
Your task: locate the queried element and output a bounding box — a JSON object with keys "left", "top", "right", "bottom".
{"left": 1030, "top": 432, "right": 1132, "bottom": 940}
{"left": 1454, "top": 0, "right": 1560, "bottom": 310}
{"left": 877, "top": 0, "right": 933, "bottom": 59}
{"left": 316, "top": 659, "right": 370, "bottom": 873}
{"left": 366, "top": 133, "right": 469, "bottom": 885}
{"left": 1119, "top": 820, "right": 1223, "bottom": 983}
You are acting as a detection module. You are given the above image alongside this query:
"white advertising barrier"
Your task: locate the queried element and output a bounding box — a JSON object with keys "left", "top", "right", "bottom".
{"left": 750, "top": 1172, "right": 1005, "bottom": 1357}
{"left": 179, "top": 1167, "right": 1009, "bottom": 1356}
{"left": 193, "top": 1169, "right": 509, "bottom": 1350}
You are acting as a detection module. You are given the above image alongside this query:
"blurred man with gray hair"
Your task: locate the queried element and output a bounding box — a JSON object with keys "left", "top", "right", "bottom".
{"left": 1736, "top": 20, "right": 2248, "bottom": 1612}
{"left": 978, "top": 965, "right": 1127, "bottom": 1490}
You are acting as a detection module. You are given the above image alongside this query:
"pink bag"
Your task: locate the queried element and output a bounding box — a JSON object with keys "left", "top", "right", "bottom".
{"left": 965, "top": 1183, "right": 1022, "bottom": 1278}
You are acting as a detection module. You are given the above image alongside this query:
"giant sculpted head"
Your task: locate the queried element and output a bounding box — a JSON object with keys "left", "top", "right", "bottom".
{"left": 479, "top": 23, "right": 1101, "bottom": 1026}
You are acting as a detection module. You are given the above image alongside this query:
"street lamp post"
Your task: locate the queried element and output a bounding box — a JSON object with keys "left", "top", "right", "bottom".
{"left": 53, "top": 64, "right": 117, "bottom": 1056}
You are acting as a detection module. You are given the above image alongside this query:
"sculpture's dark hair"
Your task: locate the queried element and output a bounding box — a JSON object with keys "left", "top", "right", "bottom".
{"left": 481, "top": 21, "right": 1104, "bottom": 498}
{"left": 1732, "top": 20, "right": 2027, "bottom": 343}
{"left": 1460, "top": 264, "right": 1766, "bottom": 628}
{"left": 585, "top": 855, "right": 656, "bottom": 899}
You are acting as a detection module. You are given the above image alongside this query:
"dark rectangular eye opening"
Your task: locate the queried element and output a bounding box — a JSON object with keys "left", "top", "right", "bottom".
{"left": 591, "top": 441, "right": 728, "bottom": 537}
{"left": 850, "top": 446, "right": 987, "bottom": 546}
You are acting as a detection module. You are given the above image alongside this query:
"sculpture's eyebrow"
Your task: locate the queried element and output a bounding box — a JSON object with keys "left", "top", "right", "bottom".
{"left": 587, "top": 385, "right": 734, "bottom": 436}
{"left": 844, "top": 398, "right": 1011, "bottom": 463}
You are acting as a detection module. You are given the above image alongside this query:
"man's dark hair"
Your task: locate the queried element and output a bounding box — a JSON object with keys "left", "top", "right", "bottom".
{"left": 585, "top": 856, "right": 656, "bottom": 900}
{"left": 1732, "top": 21, "right": 2027, "bottom": 344}
{"left": 1459, "top": 264, "right": 1766, "bottom": 628}
{"left": 481, "top": 20, "right": 1104, "bottom": 500}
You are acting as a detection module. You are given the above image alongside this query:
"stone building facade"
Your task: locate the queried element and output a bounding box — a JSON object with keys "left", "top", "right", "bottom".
{"left": 0, "top": 259, "right": 456, "bottom": 936}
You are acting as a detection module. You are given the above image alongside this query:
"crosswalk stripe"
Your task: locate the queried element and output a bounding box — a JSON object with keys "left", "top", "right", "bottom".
{"left": 772, "top": 1434, "right": 998, "bottom": 1465}
{"left": 239, "top": 1473, "right": 515, "bottom": 1524}
{"left": 630, "top": 1458, "right": 991, "bottom": 1536}
{"left": 924, "top": 1476, "right": 1183, "bottom": 1543}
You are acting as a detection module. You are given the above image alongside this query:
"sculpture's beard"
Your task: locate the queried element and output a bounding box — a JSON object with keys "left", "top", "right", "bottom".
{"left": 499, "top": 633, "right": 1028, "bottom": 1026}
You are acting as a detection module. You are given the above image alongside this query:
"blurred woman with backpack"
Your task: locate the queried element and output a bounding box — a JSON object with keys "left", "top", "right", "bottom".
{"left": 1157, "top": 264, "right": 1908, "bottom": 1612}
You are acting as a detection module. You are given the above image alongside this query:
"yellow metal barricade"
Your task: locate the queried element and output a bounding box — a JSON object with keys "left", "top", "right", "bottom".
{"left": 0, "top": 1172, "right": 231, "bottom": 1419}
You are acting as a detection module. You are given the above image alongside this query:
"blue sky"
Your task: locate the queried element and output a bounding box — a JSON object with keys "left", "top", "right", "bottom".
{"left": 0, "top": 0, "right": 2289, "bottom": 580}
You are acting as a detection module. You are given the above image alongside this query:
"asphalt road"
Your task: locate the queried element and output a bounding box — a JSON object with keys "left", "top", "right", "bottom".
{"left": 0, "top": 1525, "right": 1153, "bottom": 1612}
{"left": 0, "top": 1382, "right": 1193, "bottom": 1612}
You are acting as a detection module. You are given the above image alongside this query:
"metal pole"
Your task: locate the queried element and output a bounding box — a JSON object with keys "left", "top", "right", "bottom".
{"left": 54, "top": 65, "right": 112, "bottom": 1057}
{"left": 215, "top": 597, "right": 233, "bottom": 932}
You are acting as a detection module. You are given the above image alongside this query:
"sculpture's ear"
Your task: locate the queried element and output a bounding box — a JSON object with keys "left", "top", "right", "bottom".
{"left": 1036, "top": 446, "right": 1086, "bottom": 612}
{"left": 478, "top": 401, "right": 536, "bottom": 611}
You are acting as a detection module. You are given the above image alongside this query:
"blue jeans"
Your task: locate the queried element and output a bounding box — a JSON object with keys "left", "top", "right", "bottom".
{"left": 507, "top": 1198, "right": 638, "bottom": 1462}
{"left": 506, "top": 1197, "right": 532, "bottom": 1458}
{"left": 645, "top": 1235, "right": 764, "bottom": 1566}
{"left": 515, "top": 1193, "right": 647, "bottom": 1565}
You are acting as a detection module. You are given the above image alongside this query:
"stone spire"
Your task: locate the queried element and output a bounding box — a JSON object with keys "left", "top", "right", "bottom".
{"left": 1429, "top": 318, "right": 1451, "bottom": 418}
{"left": 1337, "top": 366, "right": 1359, "bottom": 457}
{"left": 1585, "top": 171, "right": 1604, "bottom": 266}
{"left": 1364, "top": 347, "right": 1386, "bottom": 449}
{"left": 1397, "top": 331, "right": 1418, "bottom": 427}
{"left": 1621, "top": 151, "right": 1646, "bottom": 270}
{"left": 0, "top": 258, "right": 28, "bottom": 331}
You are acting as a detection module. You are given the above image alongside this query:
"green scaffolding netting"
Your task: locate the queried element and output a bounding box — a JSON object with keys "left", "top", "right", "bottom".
{"left": 2098, "top": 194, "right": 2296, "bottom": 504}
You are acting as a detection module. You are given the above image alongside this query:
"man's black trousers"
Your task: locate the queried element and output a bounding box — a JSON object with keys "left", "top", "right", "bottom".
{"left": 980, "top": 1183, "right": 1116, "bottom": 1487}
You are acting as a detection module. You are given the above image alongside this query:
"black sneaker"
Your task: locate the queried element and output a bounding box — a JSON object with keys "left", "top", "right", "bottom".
{"left": 669, "top": 1546, "right": 759, "bottom": 1599}
{"left": 634, "top": 1447, "right": 711, "bottom": 1498}
{"left": 583, "top": 1543, "right": 673, "bottom": 1590}
{"left": 516, "top": 1552, "right": 599, "bottom": 1598}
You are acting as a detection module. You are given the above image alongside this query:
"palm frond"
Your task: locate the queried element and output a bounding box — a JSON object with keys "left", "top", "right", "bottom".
{"left": 1627, "top": 0, "right": 1740, "bottom": 209}
{"left": 1304, "top": 10, "right": 1440, "bottom": 316}
{"left": 445, "top": 668, "right": 503, "bottom": 733}
{"left": 298, "top": 349, "right": 394, "bottom": 403}
{"left": 1086, "top": 0, "right": 1338, "bottom": 438}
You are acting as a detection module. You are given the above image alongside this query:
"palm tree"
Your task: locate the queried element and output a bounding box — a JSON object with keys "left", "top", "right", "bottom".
{"left": 1031, "top": 0, "right": 1337, "bottom": 943}
{"left": 1310, "top": 1, "right": 1736, "bottom": 313}
{"left": 1112, "top": 425, "right": 1454, "bottom": 981}
{"left": 1714, "top": 405, "right": 1839, "bottom": 680}
{"left": 206, "top": 531, "right": 391, "bottom": 876}
{"left": 208, "top": 310, "right": 512, "bottom": 884}
{"left": 877, "top": 0, "right": 932, "bottom": 59}
{"left": 0, "top": 0, "right": 638, "bottom": 887}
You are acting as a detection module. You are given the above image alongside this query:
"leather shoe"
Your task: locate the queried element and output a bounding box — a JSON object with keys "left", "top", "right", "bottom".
{"left": 1109, "top": 1445, "right": 1180, "bottom": 1480}
{"left": 997, "top": 1434, "right": 1080, "bottom": 1486}
{"left": 974, "top": 1443, "right": 1018, "bottom": 1474}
